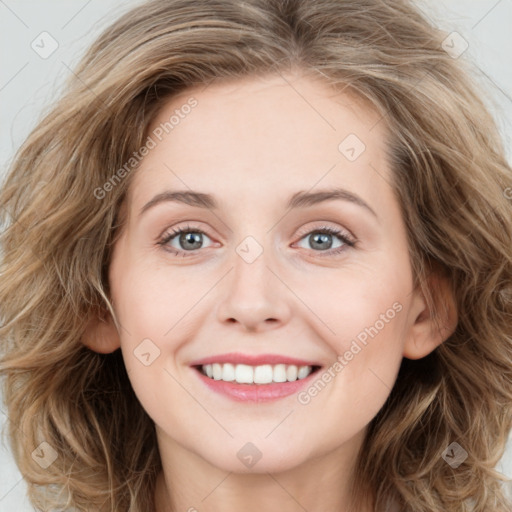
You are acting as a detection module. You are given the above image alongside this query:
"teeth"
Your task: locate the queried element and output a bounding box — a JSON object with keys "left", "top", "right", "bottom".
{"left": 297, "top": 366, "right": 310, "bottom": 379}
{"left": 273, "top": 364, "right": 287, "bottom": 382}
{"left": 200, "top": 363, "right": 314, "bottom": 384}
{"left": 222, "top": 363, "right": 235, "bottom": 381}
{"left": 286, "top": 365, "right": 298, "bottom": 381}
{"left": 254, "top": 364, "right": 273, "bottom": 384}
{"left": 235, "top": 364, "right": 253, "bottom": 383}
{"left": 212, "top": 363, "right": 222, "bottom": 380}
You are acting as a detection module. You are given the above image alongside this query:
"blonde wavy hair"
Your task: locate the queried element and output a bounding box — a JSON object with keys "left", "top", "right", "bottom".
{"left": 1, "top": 0, "right": 511, "bottom": 510}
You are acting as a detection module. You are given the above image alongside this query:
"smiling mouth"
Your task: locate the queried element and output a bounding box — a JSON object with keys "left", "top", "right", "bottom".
{"left": 194, "top": 363, "right": 322, "bottom": 385}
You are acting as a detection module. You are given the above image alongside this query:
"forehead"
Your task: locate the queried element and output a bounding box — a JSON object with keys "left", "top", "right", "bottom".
{"left": 128, "top": 72, "right": 393, "bottom": 217}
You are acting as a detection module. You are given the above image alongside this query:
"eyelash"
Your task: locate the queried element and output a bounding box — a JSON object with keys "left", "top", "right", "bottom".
{"left": 157, "top": 223, "right": 356, "bottom": 258}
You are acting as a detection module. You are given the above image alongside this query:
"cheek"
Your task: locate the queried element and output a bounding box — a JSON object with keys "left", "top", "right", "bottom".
{"left": 297, "top": 260, "right": 410, "bottom": 413}
{"left": 329, "top": 287, "right": 407, "bottom": 363}
{"left": 108, "top": 256, "right": 186, "bottom": 407}
{"left": 111, "top": 251, "right": 196, "bottom": 345}
{"left": 304, "top": 257, "right": 410, "bottom": 353}
{"left": 111, "top": 269, "right": 194, "bottom": 440}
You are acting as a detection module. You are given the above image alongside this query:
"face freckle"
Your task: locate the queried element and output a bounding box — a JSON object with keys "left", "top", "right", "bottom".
{"left": 108, "top": 71, "right": 420, "bottom": 477}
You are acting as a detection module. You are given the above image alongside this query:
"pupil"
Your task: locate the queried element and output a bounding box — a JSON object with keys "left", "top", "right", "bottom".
{"left": 311, "top": 233, "right": 332, "bottom": 250}
{"left": 181, "top": 232, "right": 202, "bottom": 250}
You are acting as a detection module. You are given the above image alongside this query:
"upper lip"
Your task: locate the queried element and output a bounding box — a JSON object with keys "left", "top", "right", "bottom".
{"left": 189, "top": 352, "right": 322, "bottom": 367}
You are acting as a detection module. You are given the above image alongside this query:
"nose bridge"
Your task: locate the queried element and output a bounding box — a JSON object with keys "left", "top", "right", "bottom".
{"left": 231, "top": 233, "right": 274, "bottom": 301}
{"left": 215, "top": 230, "right": 292, "bottom": 330}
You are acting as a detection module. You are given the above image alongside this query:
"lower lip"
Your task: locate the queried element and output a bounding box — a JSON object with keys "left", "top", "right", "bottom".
{"left": 193, "top": 367, "right": 320, "bottom": 402}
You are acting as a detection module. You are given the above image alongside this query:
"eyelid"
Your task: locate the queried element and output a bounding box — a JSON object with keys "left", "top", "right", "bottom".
{"left": 157, "top": 221, "right": 357, "bottom": 257}
{"left": 294, "top": 221, "right": 356, "bottom": 244}
{"left": 157, "top": 223, "right": 214, "bottom": 248}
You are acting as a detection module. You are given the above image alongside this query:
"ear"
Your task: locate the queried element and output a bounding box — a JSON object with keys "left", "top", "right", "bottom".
{"left": 81, "top": 308, "right": 121, "bottom": 354}
{"left": 403, "top": 271, "right": 458, "bottom": 360}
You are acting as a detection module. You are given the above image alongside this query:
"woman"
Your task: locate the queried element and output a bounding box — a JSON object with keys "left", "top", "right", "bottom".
{"left": 1, "top": 0, "right": 511, "bottom": 510}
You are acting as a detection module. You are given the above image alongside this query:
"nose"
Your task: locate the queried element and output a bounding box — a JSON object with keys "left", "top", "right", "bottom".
{"left": 215, "top": 242, "right": 292, "bottom": 333}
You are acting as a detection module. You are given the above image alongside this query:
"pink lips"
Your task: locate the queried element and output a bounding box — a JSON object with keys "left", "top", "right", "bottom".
{"left": 190, "top": 352, "right": 322, "bottom": 403}
{"left": 189, "top": 352, "right": 321, "bottom": 367}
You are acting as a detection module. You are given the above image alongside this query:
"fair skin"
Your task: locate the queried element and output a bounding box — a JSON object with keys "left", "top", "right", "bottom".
{"left": 83, "top": 71, "right": 457, "bottom": 512}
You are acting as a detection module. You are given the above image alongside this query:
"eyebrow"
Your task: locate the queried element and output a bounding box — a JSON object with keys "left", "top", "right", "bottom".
{"left": 139, "top": 187, "right": 378, "bottom": 218}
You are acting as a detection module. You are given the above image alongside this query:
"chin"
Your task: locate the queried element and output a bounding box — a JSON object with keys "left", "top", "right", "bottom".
{"left": 198, "top": 439, "right": 312, "bottom": 475}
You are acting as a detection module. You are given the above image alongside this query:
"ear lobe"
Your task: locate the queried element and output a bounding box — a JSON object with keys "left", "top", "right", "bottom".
{"left": 81, "top": 309, "right": 121, "bottom": 354}
{"left": 403, "top": 272, "right": 458, "bottom": 360}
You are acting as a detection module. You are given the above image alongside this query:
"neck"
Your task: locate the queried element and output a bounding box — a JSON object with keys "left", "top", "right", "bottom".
{"left": 154, "top": 429, "right": 371, "bottom": 512}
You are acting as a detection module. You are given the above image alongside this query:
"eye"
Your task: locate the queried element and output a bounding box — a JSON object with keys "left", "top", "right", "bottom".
{"left": 157, "top": 224, "right": 214, "bottom": 257}
{"left": 294, "top": 225, "right": 356, "bottom": 256}
{"left": 157, "top": 223, "right": 356, "bottom": 258}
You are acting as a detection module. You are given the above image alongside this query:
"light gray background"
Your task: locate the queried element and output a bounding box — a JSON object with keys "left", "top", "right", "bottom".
{"left": 1, "top": 0, "right": 511, "bottom": 509}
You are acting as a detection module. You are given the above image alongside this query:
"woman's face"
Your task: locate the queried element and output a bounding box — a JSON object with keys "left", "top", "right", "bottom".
{"left": 106, "top": 71, "right": 429, "bottom": 473}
